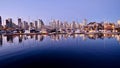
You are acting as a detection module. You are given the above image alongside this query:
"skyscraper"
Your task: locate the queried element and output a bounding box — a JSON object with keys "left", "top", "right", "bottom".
{"left": 0, "top": 16, "right": 2, "bottom": 26}
{"left": 0, "top": 16, "right": 3, "bottom": 29}
{"left": 83, "top": 19, "right": 87, "bottom": 26}
{"left": 35, "top": 21, "right": 38, "bottom": 30}
{"left": 56, "top": 20, "right": 60, "bottom": 29}
{"left": 23, "top": 21, "right": 29, "bottom": 30}
{"left": 117, "top": 20, "right": 120, "bottom": 25}
{"left": 18, "top": 18, "right": 23, "bottom": 29}
{"left": 38, "top": 19, "right": 44, "bottom": 29}
{"left": 30, "top": 22, "right": 34, "bottom": 29}
{"left": 50, "top": 20, "right": 56, "bottom": 29}
{"left": 72, "top": 21, "right": 76, "bottom": 29}
{"left": 6, "top": 18, "right": 13, "bottom": 28}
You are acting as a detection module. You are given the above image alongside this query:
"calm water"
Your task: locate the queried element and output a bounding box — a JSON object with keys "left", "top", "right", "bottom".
{"left": 0, "top": 34, "right": 120, "bottom": 68}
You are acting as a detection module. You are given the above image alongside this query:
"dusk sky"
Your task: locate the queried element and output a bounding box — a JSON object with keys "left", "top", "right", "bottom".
{"left": 0, "top": 0, "right": 120, "bottom": 24}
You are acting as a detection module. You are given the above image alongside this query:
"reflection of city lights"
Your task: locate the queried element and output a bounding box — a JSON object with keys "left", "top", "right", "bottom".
{"left": 89, "top": 34, "right": 94, "bottom": 37}
{"left": 75, "top": 34, "right": 78, "bottom": 37}
{"left": 1, "top": 33, "right": 120, "bottom": 45}
{"left": 59, "top": 35, "right": 62, "bottom": 39}
{"left": 79, "top": 34, "right": 84, "bottom": 37}
{"left": 83, "top": 36, "right": 86, "bottom": 41}
{"left": 68, "top": 35, "right": 71, "bottom": 37}
{"left": 43, "top": 35, "right": 47, "bottom": 37}
{"left": 20, "top": 35, "right": 22, "bottom": 37}
{"left": 112, "top": 35, "right": 114, "bottom": 37}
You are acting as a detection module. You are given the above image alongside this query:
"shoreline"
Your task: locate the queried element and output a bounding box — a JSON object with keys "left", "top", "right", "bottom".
{"left": 2, "top": 32, "right": 120, "bottom": 36}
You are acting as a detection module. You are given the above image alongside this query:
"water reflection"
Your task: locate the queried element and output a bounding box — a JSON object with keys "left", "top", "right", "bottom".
{"left": 19, "top": 35, "right": 23, "bottom": 43}
{"left": 6, "top": 35, "right": 13, "bottom": 43}
{"left": 0, "top": 33, "right": 120, "bottom": 46}
{"left": 39, "top": 35, "right": 44, "bottom": 41}
{"left": 0, "top": 35, "right": 2, "bottom": 46}
{"left": 1, "top": 34, "right": 120, "bottom": 68}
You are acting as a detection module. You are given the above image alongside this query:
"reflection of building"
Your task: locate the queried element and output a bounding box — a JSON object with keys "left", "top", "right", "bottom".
{"left": 50, "top": 34, "right": 60, "bottom": 41}
{"left": 82, "top": 35, "right": 87, "bottom": 41}
{"left": 30, "top": 35, "right": 34, "bottom": 39}
{"left": 24, "top": 35, "right": 28, "bottom": 40}
{"left": 6, "top": 35, "right": 13, "bottom": 43}
{"left": 35, "top": 35, "right": 38, "bottom": 40}
{"left": 1, "top": 34, "right": 120, "bottom": 45}
{"left": 39, "top": 35, "right": 44, "bottom": 41}
{"left": 115, "top": 35, "right": 120, "bottom": 43}
{"left": 0, "top": 35, "right": 3, "bottom": 46}
{"left": 19, "top": 35, "right": 23, "bottom": 43}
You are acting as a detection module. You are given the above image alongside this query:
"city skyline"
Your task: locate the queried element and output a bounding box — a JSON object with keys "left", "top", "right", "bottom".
{"left": 1, "top": 0, "right": 120, "bottom": 68}
{"left": 0, "top": 0, "right": 120, "bottom": 24}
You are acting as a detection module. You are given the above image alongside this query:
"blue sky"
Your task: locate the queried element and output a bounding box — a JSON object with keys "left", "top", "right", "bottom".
{"left": 0, "top": 0, "right": 120, "bottom": 24}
